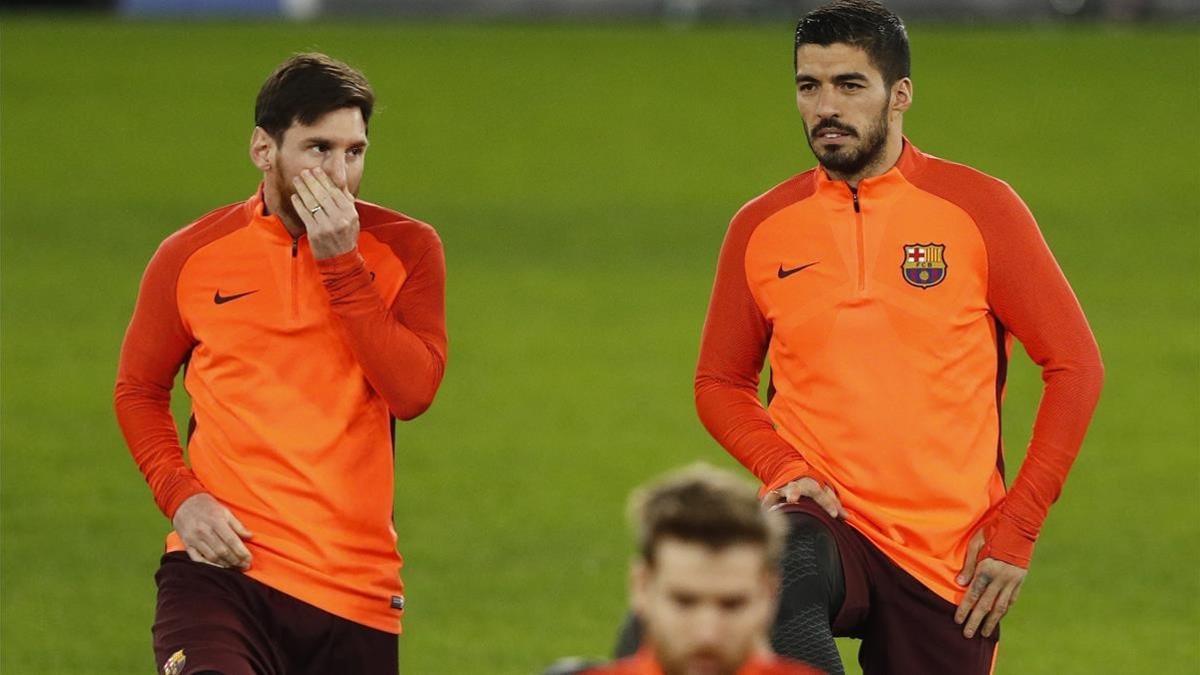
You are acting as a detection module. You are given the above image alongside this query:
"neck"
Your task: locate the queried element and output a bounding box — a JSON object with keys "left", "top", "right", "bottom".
{"left": 262, "top": 182, "right": 306, "bottom": 240}
{"left": 826, "top": 131, "right": 905, "bottom": 188}
{"left": 751, "top": 635, "right": 773, "bottom": 657}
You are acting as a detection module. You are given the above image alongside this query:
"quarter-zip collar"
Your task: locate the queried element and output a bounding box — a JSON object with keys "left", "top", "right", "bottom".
{"left": 245, "top": 184, "right": 304, "bottom": 246}
{"left": 813, "top": 137, "right": 927, "bottom": 204}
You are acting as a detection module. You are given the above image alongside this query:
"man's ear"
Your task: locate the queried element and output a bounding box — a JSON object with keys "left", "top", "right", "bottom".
{"left": 891, "top": 77, "right": 913, "bottom": 115}
{"left": 755, "top": 569, "right": 782, "bottom": 637}
{"left": 763, "top": 569, "right": 781, "bottom": 614}
{"left": 630, "top": 560, "right": 650, "bottom": 615}
{"left": 250, "top": 126, "right": 277, "bottom": 172}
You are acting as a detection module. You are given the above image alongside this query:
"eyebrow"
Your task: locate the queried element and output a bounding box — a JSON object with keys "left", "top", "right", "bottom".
{"left": 301, "top": 136, "right": 369, "bottom": 148}
{"left": 794, "top": 71, "right": 870, "bottom": 84}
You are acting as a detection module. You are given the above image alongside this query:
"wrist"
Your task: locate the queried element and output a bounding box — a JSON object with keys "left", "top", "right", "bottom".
{"left": 762, "top": 461, "right": 823, "bottom": 496}
{"left": 979, "top": 511, "right": 1036, "bottom": 569}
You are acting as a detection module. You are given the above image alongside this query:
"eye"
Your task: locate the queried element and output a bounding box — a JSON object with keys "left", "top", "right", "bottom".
{"left": 311, "top": 143, "right": 330, "bottom": 153}
{"left": 719, "top": 597, "right": 748, "bottom": 611}
{"left": 348, "top": 147, "right": 365, "bottom": 157}
{"left": 671, "top": 593, "right": 699, "bottom": 609}
{"left": 797, "top": 82, "right": 817, "bottom": 93}
{"left": 840, "top": 82, "right": 864, "bottom": 91}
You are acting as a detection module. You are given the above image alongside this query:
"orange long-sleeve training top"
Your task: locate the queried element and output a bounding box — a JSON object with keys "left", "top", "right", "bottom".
{"left": 695, "top": 141, "right": 1103, "bottom": 605}
{"left": 114, "top": 188, "right": 446, "bottom": 633}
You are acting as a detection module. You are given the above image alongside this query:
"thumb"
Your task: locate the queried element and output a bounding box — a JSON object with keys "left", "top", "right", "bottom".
{"left": 958, "top": 534, "right": 984, "bottom": 585}
{"left": 813, "top": 486, "right": 840, "bottom": 519}
{"left": 228, "top": 514, "right": 254, "bottom": 540}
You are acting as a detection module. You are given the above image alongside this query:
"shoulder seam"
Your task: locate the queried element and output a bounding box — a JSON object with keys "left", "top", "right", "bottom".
{"left": 167, "top": 203, "right": 253, "bottom": 335}
{"left": 734, "top": 168, "right": 819, "bottom": 229}
{"left": 903, "top": 163, "right": 1025, "bottom": 313}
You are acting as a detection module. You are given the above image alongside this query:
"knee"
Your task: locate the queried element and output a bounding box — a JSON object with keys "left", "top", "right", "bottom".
{"left": 782, "top": 513, "right": 839, "bottom": 572}
{"left": 778, "top": 513, "right": 844, "bottom": 612}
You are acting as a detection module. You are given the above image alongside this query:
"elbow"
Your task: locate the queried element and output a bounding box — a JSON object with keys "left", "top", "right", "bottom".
{"left": 694, "top": 370, "right": 727, "bottom": 408}
{"left": 113, "top": 376, "right": 132, "bottom": 412}
{"left": 1081, "top": 338, "right": 1106, "bottom": 395}
{"left": 694, "top": 372, "right": 739, "bottom": 434}
{"left": 1087, "top": 352, "right": 1106, "bottom": 402}
{"left": 113, "top": 378, "right": 165, "bottom": 420}
{"left": 1048, "top": 350, "right": 1106, "bottom": 409}
{"left": 389, "top": 362, "right": 444, "bottom": 421}
{"left": 694, "top": 373, "right": 718, "bottom": 423}
{"left": 391, "top": 393, "right": 435, "bottom": 421}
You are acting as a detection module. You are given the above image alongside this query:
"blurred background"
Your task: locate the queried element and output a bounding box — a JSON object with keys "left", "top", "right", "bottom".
{"left": 4, "top": 0, "right": 1200, "bottom": 19}
{"left": 1, "top": 0, "right": 1197, "bottom": 673}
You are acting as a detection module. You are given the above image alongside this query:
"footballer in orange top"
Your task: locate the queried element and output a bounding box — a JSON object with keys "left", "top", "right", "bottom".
{"left": 681, "top": 2, "right": 1101, "bottom": 674}
{"left": 115, "top": 54, "right": 446, "bottom": 674}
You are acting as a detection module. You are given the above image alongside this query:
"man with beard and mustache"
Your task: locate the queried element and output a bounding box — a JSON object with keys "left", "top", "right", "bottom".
{"left": 547, "top": 465, "right": 822, "bottom": 675}
{"left": 115, "top": 53, "right": 446, "bottom": 674}
{"left": 687, "top": 1, "right": 1104, "bottom": 673}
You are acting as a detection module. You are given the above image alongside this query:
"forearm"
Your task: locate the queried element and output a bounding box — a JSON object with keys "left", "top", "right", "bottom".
{"left": 318, "top": 249, "right": 446, "bottom": 420}
{"left": 113, "top": 382, "right": 205, "bottom": 518}
{"left": 986, "top": 350, "right": 1104, "bottom": 566}
{"left": 695, "top": 375, "right": 818, "bottom": 492}
{"left": 116, "top": 236, "right": 203, "bottom": 519}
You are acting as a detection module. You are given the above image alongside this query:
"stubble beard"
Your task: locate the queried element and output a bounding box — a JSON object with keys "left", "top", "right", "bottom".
{"left": 270, "top": 158, "right": 304, "bottom": 231}
{"left": 658, "top": 646, "right": 741, "bottom": 675}
{"left": 807, "top": 101, "right": 891, "bottom": 178}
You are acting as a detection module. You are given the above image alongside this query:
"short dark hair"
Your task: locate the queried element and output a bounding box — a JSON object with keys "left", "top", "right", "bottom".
{"left": 629, "top": 464, "right": 787, "bottom": 569}
{"left": 255, "top": 53, "right": 375, "bottom": 141}
{"left": 794, "top": 0, "right": 911, "bottom": 86}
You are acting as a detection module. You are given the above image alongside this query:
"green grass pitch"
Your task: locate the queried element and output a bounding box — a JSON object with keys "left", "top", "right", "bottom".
{"left": 1, "top": 16, "right": 1197, "bottom": 674}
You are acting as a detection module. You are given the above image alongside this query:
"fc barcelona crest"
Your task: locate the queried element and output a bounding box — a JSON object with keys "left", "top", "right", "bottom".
{"left": 162, "top": 650, "right": 186, "bottom": 675}
{"left": 901, "top": 243, "right": 947, "bottom": 289}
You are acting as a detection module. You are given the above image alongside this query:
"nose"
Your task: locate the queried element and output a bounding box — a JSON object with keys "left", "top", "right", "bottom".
{"left": 814, "top": 85, "right": 840, "bottom": 121}
{"left": 323, "top": 155, "right": 348, "bottom": 189}
{"left": 691, "top": 608, "right": 723, "bottom": 645}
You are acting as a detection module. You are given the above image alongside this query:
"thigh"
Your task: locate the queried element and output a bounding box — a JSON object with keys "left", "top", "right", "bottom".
{"left": 772, "top": 501, "right": 872, "bottom": 637}
{"left": 857, "top": 548, "right": 999, "bottom": 675}
{"left": 286, "top": 610, "right": 398, "bottom": 675}
{"left": 152, "top": 553, "right": 283, "bottom": 675}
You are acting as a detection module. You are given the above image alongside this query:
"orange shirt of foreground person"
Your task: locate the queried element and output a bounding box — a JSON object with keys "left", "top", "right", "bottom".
{"left": 695, "top": 24, "right": 1104, "bottom": 644}
{"left": 114, "top": 60, "right": 446, "bottom": 634}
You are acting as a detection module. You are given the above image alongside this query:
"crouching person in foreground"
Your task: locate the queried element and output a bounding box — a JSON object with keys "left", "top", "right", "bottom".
{"left": 547, "top": 464, "right": 825, "bottom": 675}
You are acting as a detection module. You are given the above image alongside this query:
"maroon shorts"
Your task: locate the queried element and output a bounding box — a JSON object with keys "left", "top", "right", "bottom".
{"left": 779, "top": 502, "right": 999, "bottom": 675}
{"left": 152, "top": 552, "right": 398, "bottom": 675}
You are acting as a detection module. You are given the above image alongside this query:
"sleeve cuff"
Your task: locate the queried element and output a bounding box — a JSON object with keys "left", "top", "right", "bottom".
{"left": 315, "top": 248, "right": 365, "bottom": 273}
{"left": 161, "top": 473, "right": 207, "bottom": 521}
{"left": 316, "top": 248, "right": 375, "bottom": 305}
{"left": 979, "top": 511, "right": 1037, "bottom": 569}
{"left": 760, "top": 460, "right": 828, "bottom": 498}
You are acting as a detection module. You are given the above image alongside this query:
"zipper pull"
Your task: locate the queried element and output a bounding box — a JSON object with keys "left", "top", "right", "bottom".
{"left": 291, "top": 238, "right": 299, "bottom": 257}
{"left": 850, "top": 186, "right": 861, "bottom": 213}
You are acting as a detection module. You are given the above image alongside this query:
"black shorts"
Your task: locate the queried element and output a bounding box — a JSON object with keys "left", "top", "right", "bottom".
{"left": 779, "top": 502, "right": 999, "bottom": 675}
{"left": 152, "top": 552, "right": 398, "bottom": 675}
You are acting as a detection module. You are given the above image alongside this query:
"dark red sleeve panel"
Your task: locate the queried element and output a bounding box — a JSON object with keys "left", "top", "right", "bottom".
{"left": 913, "top": 166, "right": 1105, "bottom": 568}
{"left": 694, "top": 173, "right": 826, "bottom": 493}
{"left": 114, "top": 231, "right": 208, "bottom": 520}
{"left": 317, "top": 234, "right": 447, "bottom": 421}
